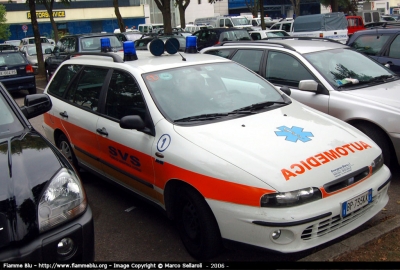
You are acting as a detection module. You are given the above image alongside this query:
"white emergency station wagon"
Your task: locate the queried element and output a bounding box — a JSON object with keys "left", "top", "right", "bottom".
{"left": 42, "top": 38, "right": 391, "bottom": 259}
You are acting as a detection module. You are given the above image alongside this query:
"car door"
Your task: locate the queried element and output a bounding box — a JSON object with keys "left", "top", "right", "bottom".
{"left": 96, "top": 69, "right": 156, "bottom": 199}
{"left": 263, "top": 50, "right": 330, "bottom": 114}
{"left": 58, "top": 65, "right": 108, "bottom": 174}
{"left": 377, "top": 34, "right": 400, "bottom": 75}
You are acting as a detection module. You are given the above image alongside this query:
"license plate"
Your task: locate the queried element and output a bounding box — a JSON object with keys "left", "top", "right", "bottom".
{"left": 0, "top": 70, "right": 17, "bottom": 76}
{"left": 341, "top": 189, "right": 372, "bottom": 217}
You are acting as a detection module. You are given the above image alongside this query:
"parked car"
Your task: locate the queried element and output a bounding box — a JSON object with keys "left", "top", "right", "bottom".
{"left": 249, "top": 29, "right": 290, "bottom": 40}
{"left": 0, "top": 44, "right": 18, "bottom": 51}
{"left": 41, "top": 43, "right": 390, "bottom": 259}
{"left": 192, "top": 27, "right": 252, "bottom": 50}
{"left": 347, "top": 28, "right": 400, "bottom": 75}
{"left": 19, "top": 43, "right": 55, "bottom": 74}
{"left": 201, "top": 38, "right": 400, "bottom": 167}
{"left": 19, "top": 36, "right": 50, "bottom": 49}
{"left": 4, "top": 40, "right": 21, "bottom": 47}
{"left": 44, "top": 33, "right": 123, "bottom": 82}
{"left": 0, "top": 49, "right": 36, "bottom": 94}
{"left": 268, "top": 18, "right": 294, "bottom": 32}
{"left": 0, "top": 82, "right": 94, "bottom": 261}
{"left": 115, "top": 31, "right": 144, "bottom": 42}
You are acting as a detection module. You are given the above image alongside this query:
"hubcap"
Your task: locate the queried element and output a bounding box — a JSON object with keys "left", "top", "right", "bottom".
{"left": 59, "top": 141, "right": 72, "bottom": 162}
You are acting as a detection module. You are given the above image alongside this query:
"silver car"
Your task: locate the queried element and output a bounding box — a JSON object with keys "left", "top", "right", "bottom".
{"left": 20, "top": 43, "right": 55, "bottom": 74}
{"left": 201, "top": 38, "right": 400, "bottom": 167}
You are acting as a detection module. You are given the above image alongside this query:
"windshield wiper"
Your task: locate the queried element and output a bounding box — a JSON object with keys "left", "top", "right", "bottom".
{"left": 174, "top": 113, "right": 229, "bottom": 122}
{"left": 232, "top": 101, "right": 288, "bottom": 113}
{"left": 360, "top": 75, "right": 395, "bottom": 84}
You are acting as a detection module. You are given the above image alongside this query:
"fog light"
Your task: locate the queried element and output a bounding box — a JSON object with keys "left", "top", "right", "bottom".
{"left": 57, "top": 238, "right": 74, "bottom": 256}
{"left": 271, "top": 229, "right": 281, "bottom": 240}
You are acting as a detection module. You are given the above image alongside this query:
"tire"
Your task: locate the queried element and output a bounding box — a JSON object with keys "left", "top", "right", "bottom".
{"left": 353, "top": 122, "right": 393, "bottom": 167}
{"left": 174, "top": 186, "right": 222, "bottom": 260}
{"left": 57, "top": 133, "right": 79, "bottom": 170}
{"left": 28, "top": 88, "right": 36, "bottom": 94}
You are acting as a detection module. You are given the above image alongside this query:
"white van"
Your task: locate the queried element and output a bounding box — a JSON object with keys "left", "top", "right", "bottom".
{"left": 269, "top": 18, "right": 294, "bottom": 32}
{"left": 194, "top": 16, "right": 252, "bottom": 30}
{"left": 138, "top": 23, "right": 163, "bottom": 33}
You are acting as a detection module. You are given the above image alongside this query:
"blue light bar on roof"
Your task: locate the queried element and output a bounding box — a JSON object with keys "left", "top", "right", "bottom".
{"left": 101, "top": 38, "right": 111, "bottom": 52}
{"left": 123, "top": 41, "right": 138, "bottom": 61}
{"left": 185, "top": 36, "right": 197, "bottom": 53}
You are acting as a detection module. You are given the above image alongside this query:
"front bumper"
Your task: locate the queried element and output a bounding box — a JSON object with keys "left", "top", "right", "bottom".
{"left": 207, "top": 165, "right": 391, "bottom": 253}
{"left": 0, "top": 206, "right": 94, "bottom": 262}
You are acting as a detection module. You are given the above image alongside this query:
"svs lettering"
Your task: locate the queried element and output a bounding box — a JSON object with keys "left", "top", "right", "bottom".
{"left": 109, "top": 146, "right": 141, "bottom": 167}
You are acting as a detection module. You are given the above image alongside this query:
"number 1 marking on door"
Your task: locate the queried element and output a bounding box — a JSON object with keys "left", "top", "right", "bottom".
{"left": 157, "top": 134, "right": 171, "bottom": 152}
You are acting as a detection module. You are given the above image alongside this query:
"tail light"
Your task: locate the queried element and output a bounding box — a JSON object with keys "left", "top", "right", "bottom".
{"left": 319, "top": 33, "right": 323, "bottom": 38}
{"left": 26, "top": 64, "right": 34, "bottom": 73}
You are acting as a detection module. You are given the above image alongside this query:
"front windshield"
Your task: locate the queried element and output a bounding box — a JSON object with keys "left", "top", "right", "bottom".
{"left": 27, "top": 44, "right": 54, "bottom": 56}
{"left": 304, "top": 48, "right": 396, "bottom": 89}
{"left": 144, "top": 62, "right": 285, "bottom": 121}
{"left": 80, "top": 36, "right": 122, "bottom": 51}
{"left": 232, "top": 18, "right": 250, "bottom": 26}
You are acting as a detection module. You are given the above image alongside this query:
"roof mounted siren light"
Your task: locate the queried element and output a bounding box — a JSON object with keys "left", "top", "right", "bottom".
{"left": 185, "top": 36, "right": 197, "bottom": 53}
{"left": 100, "top": 38, "right": 112, "bottom": 52}
{"left": 123, "top": 41, "right": 138, "bottom": 61}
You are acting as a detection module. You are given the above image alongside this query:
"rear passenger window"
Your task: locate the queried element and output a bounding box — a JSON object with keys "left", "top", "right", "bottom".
{"left": 388, "top": 35, "right": 400, "bottom": 59}
{"left": 65, "top": 67, "right": 108, "bottom": 111}
{"left": 232, "top": 49, "right": 263, "bottom": 73}
{"left": 204, "top": 49, "right": 234, "bottom": 58}
{"left": 105, "top": 70, "right": 146, "bottom": 120}
{"left": 47, "top": 64, "right": 82, "bottom": 98}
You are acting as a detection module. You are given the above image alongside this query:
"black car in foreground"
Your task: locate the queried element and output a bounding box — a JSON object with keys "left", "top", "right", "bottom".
{"left": 0, "top": 49, "right": 36, "bottom": 94}
{"left": 192, "top": 28, "right": 252, "bottom": 50}
{"left": 0, "top": 83, "right": 94, "bottom": 261}
{"left": 347, "top": 27, "right": 400, "bottom": 75}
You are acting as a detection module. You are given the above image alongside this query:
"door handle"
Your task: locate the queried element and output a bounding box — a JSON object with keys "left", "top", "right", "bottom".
{"left": 59, "top": 111, "right": 68, "bottom": 118}
{"left": 96, "top": 127, "right": 108, "bottom": 136}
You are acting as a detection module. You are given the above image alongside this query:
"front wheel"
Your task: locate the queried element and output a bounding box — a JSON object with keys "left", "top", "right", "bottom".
{"left": 57, "top": 133, "right": 79, "bottom": 170}
{"left": 174, "top": 186, "right": 222, "bottom": 260}
{"left": 353, "top": 122, "right": 393, "bottom": 167}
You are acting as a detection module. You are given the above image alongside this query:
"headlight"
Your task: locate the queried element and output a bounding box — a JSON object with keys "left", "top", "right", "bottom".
{"left": 371, "top": 154, "right": 384, "bottom": 174}
{"left": 260, "top": 187, "right": 322, "bottom": 207}
{"left": 38, "top": 168, "right": 87, "bottom": 233}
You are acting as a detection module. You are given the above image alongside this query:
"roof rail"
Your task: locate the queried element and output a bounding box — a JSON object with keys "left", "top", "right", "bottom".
{"left": 263, "top": 36, "right": 342, "bottom": 44}
{"left": 217, "top": 40, "right": 297, "bottom": 51}
{"left": 71, "top": 52, "right": 124, "bottom": 63}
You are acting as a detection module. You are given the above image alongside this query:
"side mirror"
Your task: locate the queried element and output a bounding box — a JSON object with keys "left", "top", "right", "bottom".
{"left": 120, "top": 115, "right": 145, "bottom": 130}
{"left": 20, "top": 94, "right": 52, "bottom": 119}
{"left": 280, "top": 86, "right": 291, "bottom": 96}
{"left": 298, "top": 80, "right": 319, "bottom": 92}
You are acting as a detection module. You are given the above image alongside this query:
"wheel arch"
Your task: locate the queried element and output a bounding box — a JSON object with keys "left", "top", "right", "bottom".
{"left": 347, "top": 118, "right": 398, "bottom": 166}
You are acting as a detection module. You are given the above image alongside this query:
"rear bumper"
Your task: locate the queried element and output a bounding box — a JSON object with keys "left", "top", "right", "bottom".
{"left": 0, "top": 206, "right": 94, "bottom": 262}
{"left": 1, "top": 75, "right": 36, "bottom": 91}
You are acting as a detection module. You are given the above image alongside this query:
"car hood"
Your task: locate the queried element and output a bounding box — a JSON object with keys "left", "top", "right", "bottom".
{"left": 344, "top": 79, "right": 400, "bottom": 110}
{"left": 0, "top": 130, "right": 65, "bottom": 247}
{"left": 173, "top": 101, "right": 381, "bottom": 192}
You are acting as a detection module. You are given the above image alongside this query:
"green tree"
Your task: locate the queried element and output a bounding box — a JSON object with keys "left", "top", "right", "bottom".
{"left": 154, "top": 0, "right": 172, "bottom": 34}
{"left": 35, "top": 0, "right": 71, "bottom": 43}
{"left": 0, "top": 4, "right": 10, "bottom": 41}
{"left": 175, "top": 0, "right": 190, "bottom": 29}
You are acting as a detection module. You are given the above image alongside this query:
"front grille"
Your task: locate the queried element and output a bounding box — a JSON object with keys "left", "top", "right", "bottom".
{"left": 301, "top": 195, "right": 376, "bottom": 240}
{"left": 324, "top": 166, "right": 370, "bottom": 193}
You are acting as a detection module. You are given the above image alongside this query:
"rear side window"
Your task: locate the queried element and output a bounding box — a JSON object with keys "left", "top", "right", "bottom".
{"left": 250, "top": 33, "right": 262, "bottom": 40}
{"left": 269, "top": 24, "right": 281, "bottom": 30}
{"left": 66, "top": 67, "right": 109, "bottom": 111}
{"left": 232, "top": 49, "right": 263, "bottom": 73}
{"left": 204, "top": 49, "right": 235, "bottom": 58}
{"left": 48, "top": 65, "right": 82, "bottom": 98}
{"left": 350, "top": 34, "right": 391, "bottom": 56}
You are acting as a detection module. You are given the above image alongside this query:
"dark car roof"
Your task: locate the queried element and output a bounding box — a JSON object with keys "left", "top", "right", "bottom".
{"left": 194, "top": 27, "right": 250, "bottom": 33}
